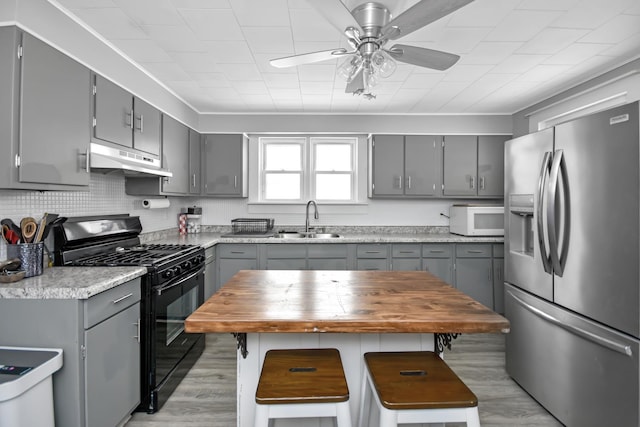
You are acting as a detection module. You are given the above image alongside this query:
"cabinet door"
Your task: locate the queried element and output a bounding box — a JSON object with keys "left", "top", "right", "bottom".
{"left": 204, "top": 247, "right": 216, "bottom": 299}
{"left": 371, "top": 135, "right": 404, "bottom": 196}
{"left": 20, "top": 32, "right": 90, "bottom": 186}
{"left": 424, "top": 258, "right": 453, "bottom": 284}
{"left": 493, "top": 257, "right": 504, "bottom": 314}
{"left": 161, "top": 115, "right": 189, "bottom": 194}
{"left": 392, "top": 258, "right": 422, "bottom": 271}
{"left": 85, "top": 303, "right": 140, "bottom": 427}
{"left": 93, "top": 74, "right": 133, "bottom": 148}
{"left": 308, "top": 258, "right": 348, "bottom": 270}
{"left": 204, "top": 134, "right": 246, "bottom": 196}
{"left": 217, "top": 258, "right": 257, "bottom": 289}
{"left": 188, "top": 129, "right": 202, "bottom": 194}
{"left": 477, "top": 135, "right": 507, "bottom": 197}
{"left": 443, "top": 135, "right": 477, "bottom": 196}
{"left": 133, "top": 97, "right": 161, "bottom": 156}
{"left": 404, "top": 135, "right": 440, "bottom": 196}
{"left": 455, "top": 258, "right": 493, "bottom": 309}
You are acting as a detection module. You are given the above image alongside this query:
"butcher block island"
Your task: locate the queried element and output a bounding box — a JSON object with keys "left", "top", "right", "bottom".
{"left": 186, "top": 270, "right": 510, "bottom": 427}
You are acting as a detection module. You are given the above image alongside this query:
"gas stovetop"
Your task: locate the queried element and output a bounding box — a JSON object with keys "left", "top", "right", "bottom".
{"left": 70, "top": 243, "right": 201, "bottom": 267}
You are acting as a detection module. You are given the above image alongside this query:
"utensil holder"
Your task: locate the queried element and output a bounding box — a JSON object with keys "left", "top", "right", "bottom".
{"left": 7, "top": 242, "right": 44, "bottom": 277}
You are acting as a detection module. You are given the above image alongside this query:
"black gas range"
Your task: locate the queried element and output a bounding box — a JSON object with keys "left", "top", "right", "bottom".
{"left": 53, "top": 214, "right": 206, "bottom": 413}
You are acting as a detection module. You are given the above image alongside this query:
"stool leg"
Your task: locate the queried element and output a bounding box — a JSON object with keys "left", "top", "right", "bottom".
{"left": 254, "top": 404, "right": 270, "bottom": 427}
{"left": 358, "top": 368, "right": 372, "bottom": 427}
{"left": 466, "top": 407, "right": 481, "bottom": 427}
{"left": 335, "top": 400, "right": 352, "bottom": 427}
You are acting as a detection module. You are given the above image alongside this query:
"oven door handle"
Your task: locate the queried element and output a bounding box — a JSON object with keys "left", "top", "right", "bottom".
{"left": 156, "top": 266, "right": 204, "bottom": 296}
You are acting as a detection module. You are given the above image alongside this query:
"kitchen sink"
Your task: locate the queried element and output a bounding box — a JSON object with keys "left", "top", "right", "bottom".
{"left": 273, "top": 232, "right": 341, "bottom": 239}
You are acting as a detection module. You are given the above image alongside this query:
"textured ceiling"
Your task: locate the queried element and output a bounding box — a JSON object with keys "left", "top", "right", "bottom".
{"left": 50, "top": 0, "right": 640, "bottom": 115}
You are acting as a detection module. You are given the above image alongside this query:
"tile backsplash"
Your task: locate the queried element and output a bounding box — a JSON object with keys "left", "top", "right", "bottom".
{"left": 0, "top": 173, "right": 182, "bottom": 233}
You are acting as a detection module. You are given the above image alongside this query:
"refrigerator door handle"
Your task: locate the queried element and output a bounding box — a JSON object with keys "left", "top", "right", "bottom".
{"left": 508, "top": 290, "right": 633, "bottom": 357}
{"left": 537, "top": 151, "right": 553, "bottom": 274}
{"left": 547, "top": 149, "right": 570, "bottom": 276}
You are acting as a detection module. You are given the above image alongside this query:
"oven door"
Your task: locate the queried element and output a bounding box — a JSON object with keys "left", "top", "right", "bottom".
{"left": 153, "top": 266, "right": 204, "bottom": 384}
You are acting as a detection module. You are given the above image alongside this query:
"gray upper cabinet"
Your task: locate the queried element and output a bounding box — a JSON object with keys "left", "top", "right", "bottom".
{"left": 478, "top": 135, "right": 508, "bottom": 197}
{"left": 370, "top": 135, "right": 441, "bottom": 197}
{"left": 203, "top": 134, "right": 248, "bottom": 197}
{"left": 93, "top": 74, "right": 161, "bottom": 157}
{"left": 0, "top": 27, "right": 91, "bottom": 190}
{"left": 189, "top": 129, "right": 202, "bottom": 194}
{"left": 443, "top": 135, "right": 477, "bottom": 196}
{"left": 159, "top": 115, "right": 189, "bottom": 194}
{"left": 443, "top": 135, "right": 508, "bottom": 197}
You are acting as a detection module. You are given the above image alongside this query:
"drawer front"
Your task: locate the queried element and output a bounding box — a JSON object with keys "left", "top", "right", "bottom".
{"left": 493, "top": 243, "right": 504, "bottom": 258}
{"left": 266, "top": 244, "right": 305, "bottom": 258}
{"left": 308, "top": 244, "right": 347, "bottom": 258}
{"left": 218, "top": 244, "right": 258, "bottom": 258}
{"left": 356, "top": 259, "right": 388, "bottom": 271}
{"left": 456, "top": 244, "right": 492, "bottom": 258}
{"left": 422, "top": 244, "right": 453, "bottom": 258}
{"left": 392, "top": 244, "right": 421, "bottom": 258}
{"left": 84, "top": 278, "right": 141, "bottom": 329}
{"left": 356, "top": 244, "right": 388, "bottom": 258}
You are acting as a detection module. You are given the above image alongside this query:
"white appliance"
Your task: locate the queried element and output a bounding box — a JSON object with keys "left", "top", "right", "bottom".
{"left": 449, "top": 205, "right": 504, "bottom": 236}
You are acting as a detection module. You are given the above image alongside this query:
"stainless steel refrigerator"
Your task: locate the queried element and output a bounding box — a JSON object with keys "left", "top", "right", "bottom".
{"left": 504, "top": 101, "right": 640, "bottom": 426}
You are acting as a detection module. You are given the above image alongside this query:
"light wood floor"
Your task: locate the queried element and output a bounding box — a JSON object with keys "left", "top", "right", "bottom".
{"left": 125, "top": 333, "right": 563, "bottom": 427}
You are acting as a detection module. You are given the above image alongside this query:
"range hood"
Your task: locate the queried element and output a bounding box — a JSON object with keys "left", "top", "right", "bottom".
{"left": 89, "top": 143, "right": 172, "bottom": 178}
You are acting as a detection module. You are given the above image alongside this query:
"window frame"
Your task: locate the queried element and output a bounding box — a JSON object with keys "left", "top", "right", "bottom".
{"left": 257, "top": 135, "right": 358, "bottom": 203}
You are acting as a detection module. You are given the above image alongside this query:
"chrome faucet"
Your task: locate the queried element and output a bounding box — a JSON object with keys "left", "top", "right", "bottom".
{"left": 305, "top": 200, "right": 319, "bottom": 233}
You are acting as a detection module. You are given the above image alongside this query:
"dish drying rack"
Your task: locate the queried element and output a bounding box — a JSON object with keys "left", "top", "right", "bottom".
{"left": 230, "top": 218, "right": 275, "bottom": 235}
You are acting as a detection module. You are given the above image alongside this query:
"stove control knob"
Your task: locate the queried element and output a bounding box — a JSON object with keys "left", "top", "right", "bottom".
{"left": 182, "top": 260, "right": 192, "bottom": 270}
{"left": 173, "top": 266, "right": 183, "bottom": 276}
{"left": 196, "top": 255, "right": 205, "bottom": 264}
{"left": 163, "top": 269, "right": 174, "bottom": 279}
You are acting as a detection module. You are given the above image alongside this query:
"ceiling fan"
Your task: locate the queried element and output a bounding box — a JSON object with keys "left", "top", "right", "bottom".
{"left": 270, "top": 0, "right": 474, "bottom": 99}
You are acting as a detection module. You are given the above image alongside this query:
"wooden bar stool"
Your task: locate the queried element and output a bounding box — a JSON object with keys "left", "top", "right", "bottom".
{"left": 255, "top": 348, "right": 352, "bottom": 427}
{"left": 358, "top": 351, "right": 480, "bottom": 427}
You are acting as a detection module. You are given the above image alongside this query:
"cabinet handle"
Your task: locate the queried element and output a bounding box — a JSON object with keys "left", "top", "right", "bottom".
{"left": 126, "top": 110, "right": 134, "bottom": 129}
{"left": 429, "top": 250, "right": 445, "bottom": 253}
{"left": 134, "top": 318, "right": 140, "bottom": 343}
{"left": 79, "top": 148, "right": 90, "bottom": 173}
{"left": 470, "top": 176, "right": 475, "bottom": 189}
{"left": 396, "top": 175, "right": 402, "bottom": 189}
{"left": 466, "top": 250, "right": 484, "bottom": 254}
{"left": 365, "top": 251, "right": 381, "bottom": 254}
{"left": 230, "top": 251, "right": 245, "bottom": 254}
{"left": 480, "top": 176, "right": 485, "bottom": 190}
{"left": 234, "top": 175, "right": 238, "bottom": 188}
{"left": 112, "top": 293, "right": 133, "bottom": 304}
{"left": 407, "top": 175, "right": 412, "bottom": 189}
{"left": 135, "top": 114, "right": 144, "bottom": 133}
{"left": 398, "top": 251, "right": 415, "bottom": 254}
{"left": 192, "top": 174, "right": 196, "bottom": 187}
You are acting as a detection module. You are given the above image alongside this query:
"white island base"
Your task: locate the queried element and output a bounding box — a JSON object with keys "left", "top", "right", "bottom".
{"left": 235, "top": 332, "right": 437, "bottom": 427}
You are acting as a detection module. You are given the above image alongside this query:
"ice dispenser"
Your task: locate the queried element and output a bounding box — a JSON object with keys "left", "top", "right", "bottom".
{"left": 508, "top": 194, "right": 535, "bottom": 256}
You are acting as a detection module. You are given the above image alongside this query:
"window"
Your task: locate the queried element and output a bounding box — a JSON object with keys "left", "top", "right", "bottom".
{"left": 259, "top": 136, "right": 357, "bottom": 203}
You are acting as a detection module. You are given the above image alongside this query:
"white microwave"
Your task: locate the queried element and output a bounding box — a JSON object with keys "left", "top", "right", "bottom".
{"left": 449, "top": 205, "right": 504, "bottom": 236}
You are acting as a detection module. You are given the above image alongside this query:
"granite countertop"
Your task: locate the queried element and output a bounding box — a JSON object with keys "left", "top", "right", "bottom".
{"left": 0, "top": 266, "right": 146, "bottom": 300}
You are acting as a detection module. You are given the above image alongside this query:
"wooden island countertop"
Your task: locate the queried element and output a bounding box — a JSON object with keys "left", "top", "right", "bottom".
{"left": 186, "top": 270, "right": 510, "bottom": 334}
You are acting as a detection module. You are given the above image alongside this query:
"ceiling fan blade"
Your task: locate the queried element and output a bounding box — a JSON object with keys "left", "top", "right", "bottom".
{"left": 381, "top": 0, "right": 474, "bottom": 41}
{"left": 270, "top": 48, "right": 353, "bottom": 68}
{"left": 387, "top": 44, "right": 460, "bottom": 70}
{"left": 306, "top": 0, "right": 363, "bottom": 35}
{"left": 345, "top": 69, "right": 365, "bottom": 93}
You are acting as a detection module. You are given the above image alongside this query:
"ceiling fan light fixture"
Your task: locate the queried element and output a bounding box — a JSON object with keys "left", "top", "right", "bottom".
{"left": 371, "top": 49, "right": 396, "bottom": 78}
{"left": 337, "top": 55, "right": 364, "bottom": 83}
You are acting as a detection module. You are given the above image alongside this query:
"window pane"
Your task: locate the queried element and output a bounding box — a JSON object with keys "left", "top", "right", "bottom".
{"left": 265, "top": 144, "right": 301, "bottom": 171}
{"left": 265, "top": 173, "right": 300, "bottom": 199}
{"left": 315, "top": 174, "right": 352, "bottom": 200}
{"left": 315, "top": 144, "right": 351, "bottom": 171}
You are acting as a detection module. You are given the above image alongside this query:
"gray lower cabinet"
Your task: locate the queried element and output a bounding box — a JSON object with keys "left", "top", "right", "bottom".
{"left": 204, "top": 246, "right": 217, "bottom": 299}
{"left": 217, "top": 244, "right": 258, "bottom": 289}
{"left": 0, "top": 26, "right": 91, "bottom": 190}
{"left": 203, "top": 134, "right": 248, "bottom": 197}
{"left": 307, "top": 244, "right": 348, "bottom": 270}
{"left": 265, "top": 244, "right": 306, "bottom": 270}
{"left": 455, "top": 244, "right": 494, "bottom": 309}
{"left": 422, "top": 244, "right": 454, "bottom": 284}
{"left": 492, "top": 244, "right": 505, "bottom": 314}
{"left": 391, "top": 244, "right": 422, "bottom": 271}
{"left": 0, "top": 278, "right": 141, "bottom": 427}
{"left": 356, "top": 244, "right": 389, "bottom": 270}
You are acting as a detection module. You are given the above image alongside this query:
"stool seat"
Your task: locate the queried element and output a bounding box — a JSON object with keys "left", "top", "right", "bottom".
{"left": 359, "top": 351, "right": 480, "bottom": 427}
{"left": 255, "top": 348, "right": 352, "bottom": 427}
